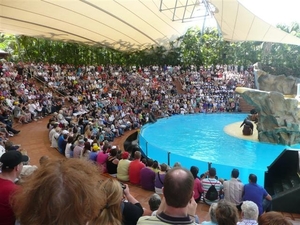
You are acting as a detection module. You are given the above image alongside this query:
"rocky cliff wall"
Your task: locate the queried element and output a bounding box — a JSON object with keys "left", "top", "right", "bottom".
{"left": 237, "top": 87, "right": 300, "bottom": 145}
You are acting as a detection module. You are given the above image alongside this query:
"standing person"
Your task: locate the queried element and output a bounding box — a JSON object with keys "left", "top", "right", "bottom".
{"left": 242, "top": 174, "right": 272, "bottom": 216}
{"left": 0, "top": 151, "right": 28, "bottom": 225}
{"left": 190, "top": 166, "right": 204, "bottom": 202}
{"left": 137, "top": 167, "right": 199, "bottom": 225}
{"left": 129, "top": 151, "right": 145, "bottom": 185}
{"left": 202, "top": 167, "right": 223, "bottom": 205}
{"left": 223, "top": 168, "right": 244, "bottom": 210}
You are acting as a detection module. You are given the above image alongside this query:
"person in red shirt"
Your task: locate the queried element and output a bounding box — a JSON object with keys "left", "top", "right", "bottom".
{"left": 129, "top": 151, "right": 145, "bottom": 185}
{"left": 0, "top": 151, "right": 28, "bottom": 225}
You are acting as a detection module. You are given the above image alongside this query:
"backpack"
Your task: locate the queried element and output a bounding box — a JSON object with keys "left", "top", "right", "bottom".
{"left": 70, "top": 144, "right": 75, "bottom": 151}
{"left": 205, "top": 180, "right": 219, "bottom": 201}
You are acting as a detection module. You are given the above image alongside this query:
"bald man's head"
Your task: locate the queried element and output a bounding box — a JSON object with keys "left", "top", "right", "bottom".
{"left": 163, "top": 167, "right": 194, "bottom": 208}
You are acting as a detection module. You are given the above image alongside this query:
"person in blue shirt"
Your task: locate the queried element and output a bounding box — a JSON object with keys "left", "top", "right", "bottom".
{"left": 242, "top": 174, "right": 272, "bottom": 216}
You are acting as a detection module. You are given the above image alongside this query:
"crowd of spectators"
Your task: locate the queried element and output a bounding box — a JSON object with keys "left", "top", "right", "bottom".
{"left": 2, "top": 60, "right": 285, "bottom": 225}
{"left": 18, "top": 62, "right": 255, "bottom": 118}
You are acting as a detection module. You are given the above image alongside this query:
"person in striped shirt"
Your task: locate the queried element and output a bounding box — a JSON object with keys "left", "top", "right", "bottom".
{"left": 202, "top": 167, "right": 223, "bottom": 205}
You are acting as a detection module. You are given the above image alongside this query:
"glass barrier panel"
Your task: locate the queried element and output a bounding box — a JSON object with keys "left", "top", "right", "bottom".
{"left": 170, "top": 153, "right": 265, "bottom": 186}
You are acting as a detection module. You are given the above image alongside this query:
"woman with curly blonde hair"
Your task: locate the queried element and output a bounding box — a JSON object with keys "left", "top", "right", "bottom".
{"left": 12, "top": 159, "right": 106, "bottom": 225}
{"left": 96, "top": 178, "right": 123, "bottom": 225}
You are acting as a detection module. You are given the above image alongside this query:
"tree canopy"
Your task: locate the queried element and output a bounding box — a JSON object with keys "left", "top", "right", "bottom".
{"left": 1, "top": 23, "right": 299, "bottom": 76}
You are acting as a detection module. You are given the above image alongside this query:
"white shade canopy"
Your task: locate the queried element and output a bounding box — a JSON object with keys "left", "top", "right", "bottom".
{"left": 210, "top": 0, "right": 300, "bottom": 46}
{"left": 0, "top": 0, "right": 300, "bottom": 52}
{"left": 0, "top": 0, "right": 198, "bottom": 51}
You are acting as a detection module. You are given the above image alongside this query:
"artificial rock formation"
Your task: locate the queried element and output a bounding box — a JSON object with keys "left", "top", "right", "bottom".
{"left": 235, "top": 64, "right": 300, "bottom": 145}
{"left": 236, "top": 87, "right": 300, "bottom": 145}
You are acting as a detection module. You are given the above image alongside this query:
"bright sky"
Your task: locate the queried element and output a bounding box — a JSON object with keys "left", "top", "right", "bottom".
{"left": 239, "top": 0, "right": 300, "bottom": 26}
{"left": 191, "top": 0, "right": 300, "bottom": 30}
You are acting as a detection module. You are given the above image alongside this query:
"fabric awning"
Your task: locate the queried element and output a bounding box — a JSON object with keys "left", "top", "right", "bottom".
{"left": 0, "top": 0, "right": 197, "bottom": 51}
{"left": 0, "top": 0, "right": 300, "bottom": 52}
{"left": 210, "top": 0, "right": 300, "bottom": 45}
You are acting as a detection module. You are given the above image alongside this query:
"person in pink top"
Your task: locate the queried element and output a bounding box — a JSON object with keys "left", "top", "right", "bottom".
{"left": 96, "top": 146, "right": 109, "bottom": 173}
{"left": 190, "top": 166, "right": 204, "bottom": 203}
{"left": 129, "top": 151, "right": 145, "bottom": 185}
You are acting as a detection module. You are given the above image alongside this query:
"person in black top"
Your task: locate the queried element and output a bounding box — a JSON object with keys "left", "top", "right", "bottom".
{"left": 106, "top": 148, "right": 119, "bottom": 177}
{"left": 122, "top": 183, "right": 144, "bottom": 225}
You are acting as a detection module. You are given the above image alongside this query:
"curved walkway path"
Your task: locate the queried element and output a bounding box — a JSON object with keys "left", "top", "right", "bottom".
{"left": 9, "top": 116, "right": 300, "bottom": 223}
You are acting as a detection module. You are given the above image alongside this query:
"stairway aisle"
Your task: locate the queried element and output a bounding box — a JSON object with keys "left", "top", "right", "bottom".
{"left": 173, "top": 77, "right": 186, "bottom": 94}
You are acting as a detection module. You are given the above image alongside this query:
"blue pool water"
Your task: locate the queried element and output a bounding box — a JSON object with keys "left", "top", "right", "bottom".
{"left": 139, "top": 113, "right": 299, "bottom": 186}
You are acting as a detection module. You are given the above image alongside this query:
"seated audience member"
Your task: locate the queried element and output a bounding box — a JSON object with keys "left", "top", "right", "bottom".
{"left": 129, "top": 151, "right": 145, "bottom": 185}
{"left": 106, "top": 148, "right": 119, "bottom": 177}
{"left": 65, "top": 136, "right": 73, "bottom": 158}
{"left": 12, "top": 159, "right": 106, "bottom": 225}
{"left": 17, "top": 156, "right": 38, "bottom": 184}
{"left": 57, "top": 131, "right": 69, "bottom": 155}
{"left": 73, "top": 139, "right": 85, "bottom": 158}
{"left": 258, "top": 211, "right": 293, "bottom": 225}
{"left": 39, "top": 155, "right": 50, "bottom": 166}
{"left": 223, "top": 168, "right": 243, "bottom": 210}
{"left": 151, "top": 160, "right": 160, "bottom": 173}
{"left": 154, "top": 163, "right": 168, "bottom": 194}
{"left": 117, "top": 151, "right": 131, "bottom": 182}
{"left": 50, "top": 126, "right": 61, "bottom": 149}
{"left": 201, "top": 203, "right": 218, "bottom": 225}
{"left": 0, "top": 151, "right": 29, "bottom": 225}
{"left": 96, "top": 146, "right": 109, "bottom": 173}
{"left": 237, "top": 201, "right": 258, "bottom": 225}
{"left": 82, "top": 141, "right": 91, "bottom": 160}
{"left": 13, "top": 103, "right": 28, "bottom": 124}
{"left": 89, "top": 143, "right": 100, "bottom": 161}
{"left": 122, "top": 183, "right": 144, "bottom": 225}
{"left": 0, "top": 142, "right": 5, "bottom": 157}
{"left": 202, "top": 167, "right": 223, "bottom": 205}
{"left": 5, "top": 141, "right": 21, "bottom": 151}
{"left": 148, "top": 193, "right": 161, "bottom": 216}
{"left": 138, "top": 167, "right": 199, "bottom": 225}
{"left": 190, "top": 166, "right": 204, "bottom": 202}
{"left": 140, "top": 158, "right": 156, "bottom": 191}
{"left": 173, "top": 162, "right": 181, "bottom": 167}
{"left": 242, "top": 174, "right": 272, "bottom": 216}
{"left": 48, "top": 123, "right": 58, "bottom": 142}
{"left": 97, "top": 179, "right": 124, "bottom": 225}
{"left": 215, "top": 200, "right": 239, "bottom": 225}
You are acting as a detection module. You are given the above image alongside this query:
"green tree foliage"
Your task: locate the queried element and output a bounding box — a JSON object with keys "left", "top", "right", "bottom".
{"left": 0, "top": 23, "right": 299, "bottom": 75}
